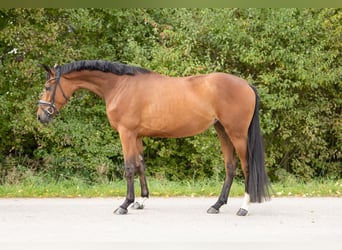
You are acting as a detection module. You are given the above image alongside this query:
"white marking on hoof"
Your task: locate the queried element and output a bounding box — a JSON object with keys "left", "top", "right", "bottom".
{"left": 137, "top": 197, "right": 147, "bottom": 206}
{"left": 241, "top": 193, "right": 250, "bottom": 211}
{"left": 132, "top": 197, "right": 148, "bottom": 209}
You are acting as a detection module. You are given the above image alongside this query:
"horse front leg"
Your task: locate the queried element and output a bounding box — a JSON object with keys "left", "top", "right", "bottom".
{"left": 132, "top": 137, "right": 149, "bottom": 210}
{"left": 114, "top": 161, "right": 135, "bottom": 215}
{"left": 114, "top": 129, "right": 139, "bottom": 215}
{"left": 131, "top": 155, "right": 149, "bottom": 209}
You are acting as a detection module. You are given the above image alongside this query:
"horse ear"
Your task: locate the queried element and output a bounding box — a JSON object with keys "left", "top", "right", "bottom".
{"left": 41, "top": 64, "right": 53, "bottom": 75}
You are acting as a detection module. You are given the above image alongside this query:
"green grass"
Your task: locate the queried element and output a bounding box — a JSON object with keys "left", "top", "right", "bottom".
{"left": 0, "top": 176, "right": 341, "bottom": 198}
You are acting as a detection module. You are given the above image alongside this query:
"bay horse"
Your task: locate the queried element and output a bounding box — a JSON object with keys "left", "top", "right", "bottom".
{"left": 37, "top": 60, "right": 270, "bottom": 215}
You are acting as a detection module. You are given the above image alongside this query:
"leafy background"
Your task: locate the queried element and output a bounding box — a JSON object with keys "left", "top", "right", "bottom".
{"left": 0, "top": 9, "right": 341, "bottom": 184}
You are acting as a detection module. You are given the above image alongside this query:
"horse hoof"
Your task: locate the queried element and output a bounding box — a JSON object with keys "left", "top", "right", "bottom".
{"left": 114, "top": 207, "right": 128, "bottom": 215}
{"left": 236, "top": 208, "right": 248, "bottom": 216}
{"left": 207, "top": 206, "right": 219, "bottom": 214}
{"left": 131, "top": 202, "right": 144, "bottom": 209}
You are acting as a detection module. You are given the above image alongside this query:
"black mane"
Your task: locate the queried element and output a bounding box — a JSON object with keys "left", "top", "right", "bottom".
{"left": 59, "top": 60, "right": 151, "bottom": 76}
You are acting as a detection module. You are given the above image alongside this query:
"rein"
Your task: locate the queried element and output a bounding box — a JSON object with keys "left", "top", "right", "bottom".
{"left": 38, "top": 66, "right": 69, "bottom": 117}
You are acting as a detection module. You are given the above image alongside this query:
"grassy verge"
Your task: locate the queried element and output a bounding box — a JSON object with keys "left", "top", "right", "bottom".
{"left": 0, "top": 176, "right": 341, "bottom": 198}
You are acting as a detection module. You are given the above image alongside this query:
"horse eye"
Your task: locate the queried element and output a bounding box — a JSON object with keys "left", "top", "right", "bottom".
{"left": 45, "top": 86, "right": 51, "bottom": 91}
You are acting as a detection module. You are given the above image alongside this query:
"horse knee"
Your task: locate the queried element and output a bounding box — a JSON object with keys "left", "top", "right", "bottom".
{"left": 125, "top": 164, "right": 135, "bottom": 179}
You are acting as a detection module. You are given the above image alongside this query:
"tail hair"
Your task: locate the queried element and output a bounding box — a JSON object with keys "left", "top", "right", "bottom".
{"left": 247, "top": 85, "right": 271, "bottom": 203}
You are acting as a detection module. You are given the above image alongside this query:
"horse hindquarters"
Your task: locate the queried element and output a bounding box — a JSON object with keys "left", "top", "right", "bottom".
{"left": 208, "top": 84, "right": 270, "bottom": 215}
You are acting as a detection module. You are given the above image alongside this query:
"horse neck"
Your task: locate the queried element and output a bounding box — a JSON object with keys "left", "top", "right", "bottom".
{"left": 65, "top": 71, "right": 120, "bottom": 101}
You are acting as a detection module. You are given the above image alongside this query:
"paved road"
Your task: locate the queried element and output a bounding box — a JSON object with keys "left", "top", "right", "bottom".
{"left": 0, "top": 197, "right": 341, "bottom": 248}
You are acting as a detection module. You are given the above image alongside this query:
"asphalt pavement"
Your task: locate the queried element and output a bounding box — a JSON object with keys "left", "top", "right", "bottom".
{"left": 0, "top": 197, "right": 341, "bottom": 249}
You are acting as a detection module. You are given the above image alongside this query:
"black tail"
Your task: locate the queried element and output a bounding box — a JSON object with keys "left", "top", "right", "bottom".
{"left": 247, "top": 85, "right": 270, "bottom": 203}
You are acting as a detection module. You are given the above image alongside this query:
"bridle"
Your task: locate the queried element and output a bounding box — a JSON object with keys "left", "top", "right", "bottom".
{"left": 38, "top": 66, "right": 69, "bottom": 117}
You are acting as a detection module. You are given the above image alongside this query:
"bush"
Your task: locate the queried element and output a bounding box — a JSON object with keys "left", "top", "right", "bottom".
{"left": 0, "top": 9, "right": 341, "bottom": 184}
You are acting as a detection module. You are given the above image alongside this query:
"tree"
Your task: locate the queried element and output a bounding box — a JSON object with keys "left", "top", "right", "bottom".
{"left": 0, "top": 8, "right": 341, "bottom": 184}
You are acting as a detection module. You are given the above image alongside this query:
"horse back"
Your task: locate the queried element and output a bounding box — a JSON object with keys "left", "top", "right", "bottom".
{"left": 106, "top": 72, "right": 255, "bottom": 137}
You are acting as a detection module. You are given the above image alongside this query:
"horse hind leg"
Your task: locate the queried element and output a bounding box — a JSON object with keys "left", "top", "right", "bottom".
{"left": 207, "top": 122, "right": 237, "bottom": 214}
{"left": 229, "top": 135, "right": 250, "bottom": 216}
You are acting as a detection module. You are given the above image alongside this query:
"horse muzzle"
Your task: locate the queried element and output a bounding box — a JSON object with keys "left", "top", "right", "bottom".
{"left": 37, "top": 110, "right": 53, "bottom": 124}
{"left": 37, "top": 101, "right": 58, "bottom": 124}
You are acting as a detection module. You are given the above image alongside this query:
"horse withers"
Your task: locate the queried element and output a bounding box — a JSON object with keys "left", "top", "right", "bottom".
{"left": 37, "top": 60, "right": 270, "bottom": 215}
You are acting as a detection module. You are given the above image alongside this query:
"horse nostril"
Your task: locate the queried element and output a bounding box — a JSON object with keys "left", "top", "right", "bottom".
{"left": 37, "top": 114, "right": 41, "bottom": 121}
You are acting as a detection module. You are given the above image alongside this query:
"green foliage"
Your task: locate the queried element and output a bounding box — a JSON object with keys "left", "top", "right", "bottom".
{"left": 1, "top": 177, "right": 341, "bottom": 198}
{"left": 0, "top": 8, "right": 341, "bottom": 184}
